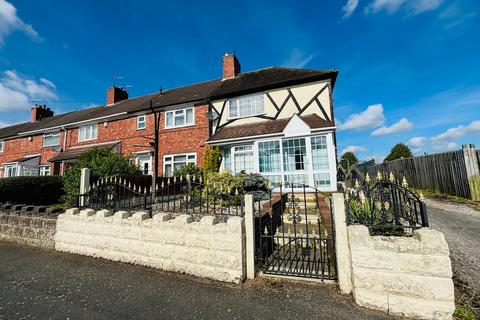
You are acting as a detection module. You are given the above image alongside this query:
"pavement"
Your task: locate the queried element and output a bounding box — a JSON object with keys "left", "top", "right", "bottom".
{"left": 0, "top": 242, "right": 398, "bottom": 320}
{"left": 425, "top": 198, "right": 480, "bottom": 292}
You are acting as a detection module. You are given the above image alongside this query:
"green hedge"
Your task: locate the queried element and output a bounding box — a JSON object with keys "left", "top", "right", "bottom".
{"left": 0, "top": 176, "right": 64, "bottom": 205}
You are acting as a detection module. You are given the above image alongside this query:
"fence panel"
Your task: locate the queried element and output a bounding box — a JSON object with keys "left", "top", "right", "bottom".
{"left": 370, "top": 149, "right": 477, "bottom": 199}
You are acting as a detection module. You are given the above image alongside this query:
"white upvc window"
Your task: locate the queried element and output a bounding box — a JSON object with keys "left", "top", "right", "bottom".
{"left": 165, "top": 107, "right": 194, "bottom": 129}
{"left": 78, "top": 124, "right": 98, "bottom": 142}
{"left": 232, "top": 145, "right": 254, "bottom": 174}
{"left": 137, "top": 115, "right": 146, "bottom": 130}
{"left": 42, "top": 132, "right": 61, "bottom": 147}
{"left": 163, "top": 153, "right": 196, "bottom": 176}
{"left": 4, "top": 164, "right": 17, "bottom": 177}
{"left": 0, "top": 140, "right": 3, "bottom": 153}
{"left": 228, "top": 93, "right": 264, "bottom": 119}
{"left": 39, "top": 165, "right": 51, "bottom": 176}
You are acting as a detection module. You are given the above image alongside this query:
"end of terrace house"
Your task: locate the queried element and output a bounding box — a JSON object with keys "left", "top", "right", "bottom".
{"left": 0, "top": 53, "right": 339, "bottom": 191}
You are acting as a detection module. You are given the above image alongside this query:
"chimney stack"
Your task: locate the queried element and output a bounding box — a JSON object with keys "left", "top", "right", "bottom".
{"left": 106, "top": 86, "right": 129, "bottom": 105}
{"left": 31, "top": 104, "right": 54, "bottom": 122}
{"left": 222, "top": 53, "right": 241, "bottom": 80}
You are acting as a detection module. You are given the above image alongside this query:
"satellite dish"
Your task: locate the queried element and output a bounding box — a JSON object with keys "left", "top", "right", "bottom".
{"left": 206, "top": 110, "right": 219, "bottom": 121}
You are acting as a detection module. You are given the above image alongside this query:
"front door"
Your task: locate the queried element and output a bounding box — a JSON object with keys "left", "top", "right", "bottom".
{"left": 136, "top": 153, "right": 152, "bottom": 175}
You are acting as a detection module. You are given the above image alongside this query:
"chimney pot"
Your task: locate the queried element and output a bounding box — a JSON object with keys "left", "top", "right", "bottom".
{"left": 31, "top": 104, "right": 54, "bottom": 122}
{"left": 107, "top": 86, "right": 129, "bottom": 105}
{"left": 222, "top": 53, "right": 241, "bottom": 80}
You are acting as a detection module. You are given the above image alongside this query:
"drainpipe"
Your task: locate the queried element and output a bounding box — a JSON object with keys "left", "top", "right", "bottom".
{"left": 149, "top": 100, "right": 160, "bottom": 202}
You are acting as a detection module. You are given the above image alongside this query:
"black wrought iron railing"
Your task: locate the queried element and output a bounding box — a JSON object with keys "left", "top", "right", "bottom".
{"left": 254, "top": 183, "right": 337, "bottom": 280}
{"left": 345, "top": 174, "right": 428, "bottom": 236}
{"left": 77, "top": 175, "right": 244, "bottom": 221}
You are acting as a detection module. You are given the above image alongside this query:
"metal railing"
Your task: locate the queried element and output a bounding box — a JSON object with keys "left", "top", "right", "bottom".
{"left": 77, "top": 175, "right": 244, "bottom": 221}
{"left": 345, "top": 173, "right": 428, "bottom": 236}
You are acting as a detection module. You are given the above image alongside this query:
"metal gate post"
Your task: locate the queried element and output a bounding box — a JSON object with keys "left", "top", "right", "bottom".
{"left": 244, "top": 194, "right": 256, "bottom": 280}
{"left": 332, "top": 192, "right": 352, "bottom": 294}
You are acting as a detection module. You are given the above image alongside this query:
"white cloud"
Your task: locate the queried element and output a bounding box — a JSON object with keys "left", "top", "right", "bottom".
{"left": 0, "top": 70, "right": 58, "bottom": 112}
{"left": 341, "top": 145, "right": 367, "bottom": 155}
{"left": 365, "top": 0, "right": 443, "bottom": 15}
{"left": 430, "top": 120, "right": 480, "bottom": 147}
{"left": 0, "top": 0, "right": 41, "bottom": 46}
{"left": 371, "top": 118, "right": 413, "bottom": 136}
{"left": 338, "top": 104, "right": 385, "bottom": 131}
{"left": 407, "top": 136, "right": 427, "bottom": 153}
{"left": 342, "top": 0, "right": 359, "bottom": 18}
{"left": 282, "top": 48, "right": 316, "bottom": 69}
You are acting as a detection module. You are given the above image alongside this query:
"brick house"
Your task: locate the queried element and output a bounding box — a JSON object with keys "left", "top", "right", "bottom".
{"left": 0, "top": 54, "right": 339, "bottom": 190}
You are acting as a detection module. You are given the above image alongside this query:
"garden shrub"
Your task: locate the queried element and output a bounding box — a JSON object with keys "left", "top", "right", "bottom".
{"left": 62, "top": 147, "right": 140, "bottom": 206}
{"left": 173, "top": 163, "right": 203, "bottom": 179}
{"left": 203, "top": 145, "right": 221, "bottom": 177}
{"left": 241, "top": 173, "right": 270, "bottom": 200}
{"left": 0, "top": 176, "right": 64, "bottom": 205}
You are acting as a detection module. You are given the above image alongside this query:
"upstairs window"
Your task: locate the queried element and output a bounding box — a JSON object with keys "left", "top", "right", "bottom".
{"left": 165, "top": 107, "right": 194, "bottom": 129}
{"left": 78, "top": 124, "right": 98, "bottom": 142}
{"left": 137, "top": 115, "right": 146, "bottom": 130}
{"left": 43, "top": 132, "right": 60, "bottom": 147}
{"left": 228, "top": 93, "right": 264, "bottom": 119}
{"left": 0, "top": 140, "right": 3, "bottom": 153}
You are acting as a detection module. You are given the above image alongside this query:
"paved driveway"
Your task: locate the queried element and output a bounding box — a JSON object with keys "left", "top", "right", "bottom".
{"left": 425, "top": 198, "right": 480, "bottom": 291}
{"left": 0, "top": 242, "right": 398, "bottom": 320}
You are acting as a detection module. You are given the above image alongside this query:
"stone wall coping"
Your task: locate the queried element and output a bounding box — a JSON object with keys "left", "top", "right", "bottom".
{"left": 58, "top": 208, "right": 244, "bottom": 234}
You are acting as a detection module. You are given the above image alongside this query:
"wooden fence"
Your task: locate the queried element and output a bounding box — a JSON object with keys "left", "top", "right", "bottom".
{"left": 370, "top": 147, "right": 480, "bottom": 200}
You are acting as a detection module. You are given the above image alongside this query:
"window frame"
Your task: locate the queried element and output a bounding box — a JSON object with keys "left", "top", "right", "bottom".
{"left": 137, "top": 115, "right": 146, "bottom": 130}
{"left": 42, "top": 131, "right": 61, "bottom": 147}
{"left": 164, "top": 107, "right": 195, "bottom": 129}
{"left": 78, "top": 123, "right": 98, "bottom": 142}
{"left": 39, "top": 165, "right": 51, "bottom": 176}
{"left": 0, "top": 140, "right": 3, "bottom": 153}
{"left": 163, "top": 152, "right": 196, "bottom": 176}
{"left": 228, "top": 93, "right": 265, "bottom": 120}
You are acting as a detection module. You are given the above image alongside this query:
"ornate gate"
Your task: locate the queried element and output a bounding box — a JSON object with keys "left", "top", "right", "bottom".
{"left": 254, "top": 183, "right": 337, "bottom": 280}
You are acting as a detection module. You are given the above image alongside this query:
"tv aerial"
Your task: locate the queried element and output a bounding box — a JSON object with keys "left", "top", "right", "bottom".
{"left": 206, "top": 110, "right": 219, "bottom": 121}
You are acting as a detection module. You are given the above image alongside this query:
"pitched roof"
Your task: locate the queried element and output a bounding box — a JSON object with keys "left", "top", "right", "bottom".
{"left": 49, "top": 142, "right": 120, "bottom": 162}
{"left": 207, "top": 114, "right": 334, "bottom": 143}
{"left": 211, "top": 67, "right": 338, "bottom": 99}
{"left": 0, "top": 67, "right": 337, "bottom": 139}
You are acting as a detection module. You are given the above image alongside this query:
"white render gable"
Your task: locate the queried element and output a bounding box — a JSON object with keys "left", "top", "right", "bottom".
{"left": 283, "top": 114, "right": 311, "bottom": 138}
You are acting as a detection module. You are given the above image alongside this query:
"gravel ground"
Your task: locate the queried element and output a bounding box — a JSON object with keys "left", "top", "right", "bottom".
{"left": 425, "top": 198, "right": 480, "bottom": 292}
{"left": 0, "top": 242, "right": 399, "bottom": 320}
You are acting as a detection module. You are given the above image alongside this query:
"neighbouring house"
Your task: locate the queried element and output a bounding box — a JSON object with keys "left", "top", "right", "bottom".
{"left": 0, "top": 54, "right": 338, "bottom": 191}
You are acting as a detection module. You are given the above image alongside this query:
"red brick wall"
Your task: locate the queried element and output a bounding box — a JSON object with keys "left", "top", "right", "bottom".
{"left": 0, "top": 132, "right": 65, "bottom": 173}
{"left": 0, "top": 103, "right": 210, "bottom": 177}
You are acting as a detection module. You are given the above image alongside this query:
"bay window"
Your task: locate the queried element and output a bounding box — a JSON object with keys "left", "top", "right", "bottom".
{"left": 228, "top": 93, "right": 264, "bottom": 119}
{"left": 232, "top": 145, "right": 254, "bottom": 174}
{"left": 165, "top": 107, "right": 194, "bottom": 129}
{"left": 163, "top": 153, "right": 196, "bottom": 176}
{"left": 78, "top": 124, "right": 98, "bottom": 142}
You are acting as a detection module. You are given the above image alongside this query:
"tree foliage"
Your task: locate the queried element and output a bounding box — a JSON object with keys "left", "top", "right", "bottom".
{"left": 62, "top": 147, "right": 140, "bottom": 205}
{"left": 203, "top": 145, "right": 221, "bottom": 177}
{"left": 384, "top": 143, "right": 413, "bottom": 162}
{"left": 340, "top": 151, "right": 359, "bottom": 169}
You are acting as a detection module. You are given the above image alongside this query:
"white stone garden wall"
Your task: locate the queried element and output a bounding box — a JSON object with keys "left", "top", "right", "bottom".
{"left": 347, "top": 225, "right": 455, "bottom": 320}
{"left": 55, "top": 208, "right": 245, "bottom": 283}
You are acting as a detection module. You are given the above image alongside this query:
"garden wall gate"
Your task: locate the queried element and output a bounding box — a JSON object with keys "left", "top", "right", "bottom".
{"left": 254, "top": 184, "right": 337, "bottom": 280}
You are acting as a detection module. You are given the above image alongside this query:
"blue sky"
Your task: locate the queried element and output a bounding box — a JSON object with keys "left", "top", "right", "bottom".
{"left": 0, "top": 0, "right": 479, "bottom": 161}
